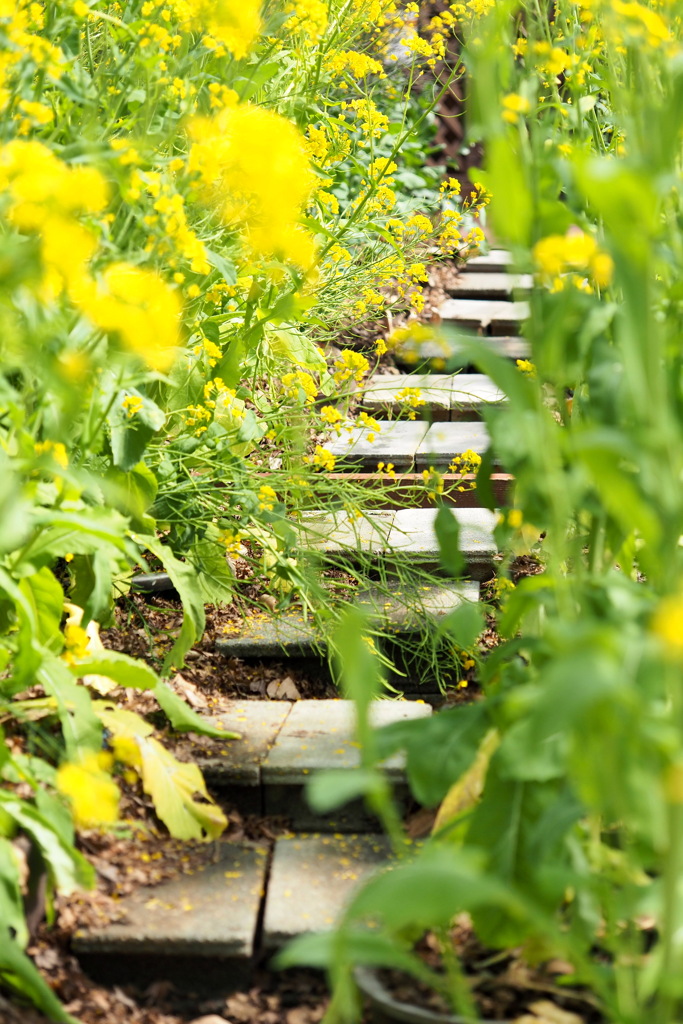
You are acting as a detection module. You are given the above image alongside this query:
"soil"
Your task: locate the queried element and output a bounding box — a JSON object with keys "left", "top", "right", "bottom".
{"left": 375, "top": 926, "right": 603, "bottom": 1023}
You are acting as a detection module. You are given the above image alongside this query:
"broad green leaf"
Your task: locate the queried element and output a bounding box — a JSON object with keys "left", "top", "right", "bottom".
{"left": 268, "top": 328, "right": 326, "bottom": 371}
{"left": 375, "top": 703, "right": 491, "bottom": 807}
{"left": 0, "top": 928, "right": 78, "bottom": 1023}
{"left": 0, "top": 796, "right": 93, "bottom": 892}
{"left": 69, "top": 650, "right": 159, "bottom": 691}
{"left": 38, "top": 655, "right": 101, "bottom": 757}
{"left": 19, "top": 567, "right": 63, "bottom": 646}
{"left": 109, "top": 390, "right": 166, "bottom": 471}
{"left": 433, "top": 729, "right": 500, "bottom": 834}
{"left": 188, "top": 537, "right": 235, "bottom": 605}
{"left": 437, "top": 598, "right": 484, "bottom": 649}
{"left": 0, "top": 837, "right": 28, "bottom": 948}
{"left": 133, "top": 534, "right": 205, "bottom": 672}
{"left": 153, "top": 681, "right": 239, "bottom": 739}
{"left": 306, "top": 768, "right": 384, "bottom": 813}
{"left": 137, "top": 735, "right": 227, "bottom": 840}
{"left": 434, "top": 506, "right": 463, "bottom": 577}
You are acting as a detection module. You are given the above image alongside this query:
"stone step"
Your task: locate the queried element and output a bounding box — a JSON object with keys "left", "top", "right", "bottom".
{"left": 393, "top": 333, "right": 530, "bottom": 372}
{"left": 360, "top": 373, "right": 505, "bottom": 420}
{"left": 439, "top": 298, "right": 529, "bottom": 335}
{"left": 74, "top": 832, "right": 392, "bottom": 986}
{"left": 447, "top": 272, "right": 532, "bottom": 300}
{"left": 327, "top": 419, "right": 490, "bottom": 472}
{"left": 465, "top": 248, "right": 512, "bottom": 273}
{"left": 262, "top": 833, "right": 390, "bottom": 948}
{"left": 215, "top": 581, "right": 480, "bottom": 658}
{"left": 198, "top": 699, "right": 432, "bottom": 830}
{"left": 73, "top": 840, "right": 268, "bottom": 984}
{"left": 298, "top": 507, "right": 497, "bottom": 578}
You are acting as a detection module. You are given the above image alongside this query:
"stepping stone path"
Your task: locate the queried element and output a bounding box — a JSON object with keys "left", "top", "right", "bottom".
{"left": 75, "top": 251, "right": 519, "bottom": 996}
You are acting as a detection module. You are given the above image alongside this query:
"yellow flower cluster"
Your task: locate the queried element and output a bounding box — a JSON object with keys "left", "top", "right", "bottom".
{"left": 533, "top": 230, "right": 614, "bottom": 290}
{"left": 332, "top": 350, "right": 370, "bottom": 385}
{"left": 57, "top": 753, "right": 120, "bottom": 829}
{"left": 306, "top": 445, "right": 336, "bottom": 471}
{"left": 286, "top": 0, "right": 328, "bottom": 41}
{"left": 396, "top": 386, "right": 425, "bottom": 419}
{"left": 188, "top": 104, "right": 317, "bottom": 268}
{"left": 327, "top": 50, "right": 385, "bottom": 79}
{"left": 282, "top": 370, "right": 318, "bottom": 404}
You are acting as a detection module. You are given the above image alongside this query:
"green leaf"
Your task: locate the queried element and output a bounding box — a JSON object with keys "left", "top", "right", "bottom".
{"left": 0, "top": 837, "right": 28, "bottom": 948}
{"left": 205, "top": 248, "right": 237, "bottom": 285}
{"left": 153, "top": 681, "right": 239, "bottom": 739}
{"left": 137, "top": 735, "right": 227, "bottom": 840}
{"left": 38, "top": 655, "right": 101, "bottom": 758}
{"left": 0, "top": 796, "right": 93, "bottom": 892}
{"left": 434, "top": 506, "right": 463, "bottom": 577}
{"left": 19, "top": 567, "right": 63, "bottom": 646}
{"left": 69, "top": 650, "right": 160, "bottom": 691}
{"left": 437, "top": 599, "right": 484, "bottom": 650}
{"left": 109, "top": 390, "right": 166, "bottom": 471}
{"left": 0, "top": 928, "right": 79, "bottom": 1023}
{"left": 306, "top": 768, "right": 384, "bottom": 813}
{"left": 134, "top": 534, "right": 205, "bottom": 672}
{"left": 268, "top": 328, "right": 326, "bottom": 371}
{"left": 375, "top": 703, "right": 491, "bottom": 807}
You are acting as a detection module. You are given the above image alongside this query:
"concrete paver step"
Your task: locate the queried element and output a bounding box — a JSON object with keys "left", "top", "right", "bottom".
{"left": 360, "top": 373, "right": 505, "bottom": 420}
{"left": 215, "top": 581, "right": 479, "bottom": 658}
{"left": 263, "top": 833, "right": 390, "bottom": 948}
{"left": 261, "top": 699, "right": 431, "bottom": 828}
{"left": 416, "top": 421, "right": 490, "bottom": 469}
{"left": 298, "top": 507, "right": 497, "bottom": 577}
{"left": 465, "top": 249, "right": 512, "bottom": 273}
{"left": 326, "top": 420, "right": 490, "bottom": 471}
{"left": 73, "top": 841, "right": 268, "bottom": 958}
{"left": 439, "top": 298, "right": 529, "bottom": 335}
{"left": 447, "top": 272, "right": 532, "bottom": 299}
{"left": 394, "top": 334, "right": 530, "bottom": 371}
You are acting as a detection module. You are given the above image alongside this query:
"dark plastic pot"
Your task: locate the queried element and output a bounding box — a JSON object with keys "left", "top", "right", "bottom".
{"left": 130, "top": 571, "right": 176, "bottom": 594}
{"left": 354, "top": 967, "right": 503, "bottom": 1024}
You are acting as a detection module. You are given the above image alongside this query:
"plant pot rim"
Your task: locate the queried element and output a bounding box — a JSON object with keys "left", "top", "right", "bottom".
{"left": 354, "top": 966, "right": 506, "bottom": 1024}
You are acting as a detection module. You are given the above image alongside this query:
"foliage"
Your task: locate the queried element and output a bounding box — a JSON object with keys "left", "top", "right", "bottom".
{"left": 0, "top": 0, "right": 490, "bottom": 1013}
{"left": 281, "top": 2, "right": 683, "bottom": 1023}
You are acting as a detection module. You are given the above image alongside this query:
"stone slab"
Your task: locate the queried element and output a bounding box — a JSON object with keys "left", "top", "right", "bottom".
{"left": 215, "top": 583, "right": 479, "bottom": 659}
{"left": 387, "top": 507, "right": 497, "bottom": 578}
{"left": 360, "top": 374, "right": 454, "bottom": 420}
{"left": 262, "top": 834, "right": 391, "bottom": 947}
{"left": 299, "top": 510, "right": 396, "bottom": 554}
{"left": 447, "top": 335, "right": 530, "bottom": 366}
{"left": 357, "top": 580, "right": 480, "bottom": 630}
{"left": 73, "top": 842, "right": 268, "bottom": 957}
{"left": 447, "top": 273, "right": 532, "bottom": 299}
{"left": 326, "top": 419, "right": 429, "bottom": 470}
{"left": 262, "top": 699, "right": 431, "bottom": 785}
{"left": 360, "top": 373, "right": 504, "bottom": 419}
{"left": 439, "top": 298, "right": 529, "bottom": 334}
{"left": 415, "top": 421, "right": 490, "bottom": 469}
{"left": 450, "top": 373, "right": 505, "bottom": 418}
{"left": 194, "top": 701, "right": 292, "bottom": 785}
{"left": 464, "top": 249, "right": 512, "bottom": 273}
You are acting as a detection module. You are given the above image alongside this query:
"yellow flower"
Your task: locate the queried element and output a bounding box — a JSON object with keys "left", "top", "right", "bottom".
{"left": 74, "top": 263, "right": 182, "bottom": 371}
{"left": 258, "top": 484, "right": 277, "bottom": 511}
{"left": 282, "top": 370, "right": 317, "bottom": 404}
{"left": 306, "top": 445, "right": 336, "bottom": 471}
{"left": 122, "top": 395, "right": 143, "bottom": 419}
{"left": 502, "top": 93, "right": 531, "bottom": 124}
{"left": 188, "top": 104, "right": 317, "bottom": 268}
{"left": 34, "top": 439, "right": 68, "bottom": 469}
{"left": 652, "top": 594, "right": 683, "bottom": 657}
{"left": 396, "top": 386, "right": 425, "bottom": 420}
{"left": 57, "top": 753, "right": 120, "bottom": 829}
{"left": 516, "top": 359, "right": 537, "bottom": 378}
{"left": 332, "top": 350, "right": 369, "bottom": 385}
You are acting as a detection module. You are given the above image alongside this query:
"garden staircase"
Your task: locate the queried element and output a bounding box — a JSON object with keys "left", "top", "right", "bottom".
{"left": 73, "top": 251, "right": 526, "bottom": 1004}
